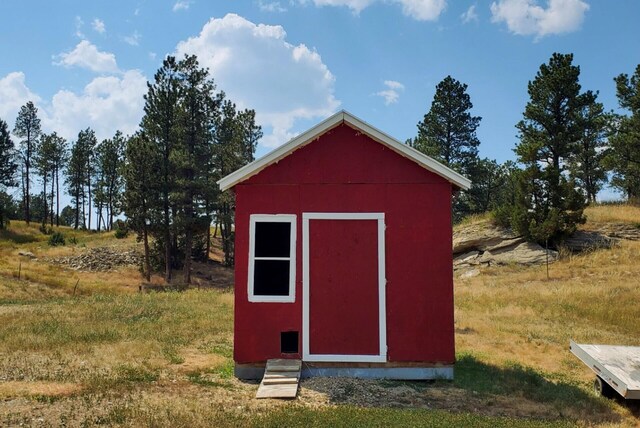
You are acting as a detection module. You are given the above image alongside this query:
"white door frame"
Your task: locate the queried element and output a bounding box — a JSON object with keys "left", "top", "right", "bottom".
{"left": 302, "top": 212, "right": 387, "bottom": 363}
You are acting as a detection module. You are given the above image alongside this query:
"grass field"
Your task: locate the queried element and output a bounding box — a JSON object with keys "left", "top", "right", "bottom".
{"left": 1, "top": 206, "right": 640, "bottom": 427}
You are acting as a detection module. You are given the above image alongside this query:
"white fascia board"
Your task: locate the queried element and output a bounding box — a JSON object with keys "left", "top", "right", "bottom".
{"left": 217, "top": 110, "right": 472, "bottom": 192}
{"left": 217, "top": 112, "right": 345, "bottom": 191}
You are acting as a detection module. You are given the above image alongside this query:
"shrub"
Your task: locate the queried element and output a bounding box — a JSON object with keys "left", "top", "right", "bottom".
{"left": 48, "top": 232, "right": 66, "bottom": 246}
{"left": 114, "top": 220, "right": 129, "bottom": 239}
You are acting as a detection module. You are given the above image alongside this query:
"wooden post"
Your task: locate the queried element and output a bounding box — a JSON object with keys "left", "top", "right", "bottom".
{"left": 545, "top": 239, "right": 549, "bottom": 280}
{"left": 72, "top": 279, "right": 80, "bottom": 296}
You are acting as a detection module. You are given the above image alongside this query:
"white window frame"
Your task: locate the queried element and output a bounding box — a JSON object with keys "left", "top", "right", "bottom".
{"left": 302, "top": 212, "right": 387, "bottom": 362}
{"left": 248, "top": 214, "right": 297, "bottom": 303}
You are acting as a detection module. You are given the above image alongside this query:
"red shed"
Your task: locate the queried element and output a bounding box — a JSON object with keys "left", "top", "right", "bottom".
{"left": 218, "top": 111, "right": 471, "bottom": 380}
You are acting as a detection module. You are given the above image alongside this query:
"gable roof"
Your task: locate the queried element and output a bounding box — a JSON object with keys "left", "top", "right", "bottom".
{"left": 217, "top": 110, "right": 472, "bottom": 192}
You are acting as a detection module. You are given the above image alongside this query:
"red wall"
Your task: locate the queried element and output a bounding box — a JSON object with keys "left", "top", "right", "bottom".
{"left": 233, "top": 123, "right": 455, "bottom": 364}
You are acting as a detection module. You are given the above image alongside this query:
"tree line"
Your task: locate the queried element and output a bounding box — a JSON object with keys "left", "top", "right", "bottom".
{"left": 1, "top": 52, "right": 639, "bottom": 271}
{"left": 0, "top": 54, "right": 259, "bottom": 285}
{"left": 409, "top": 54, "right": 640, "bottom": 245}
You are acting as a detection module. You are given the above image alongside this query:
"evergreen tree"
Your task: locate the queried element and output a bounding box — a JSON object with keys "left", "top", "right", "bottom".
{"left": 173, "top": 54, "right": 219, "bottom": 284}
{"left": 605, "top": 64, "right": 640, "bottom": 201}
{"left": 0, "top": 119, "right": 17, "bottom": 228}
{"left": 509, "top": 53, "right": 589, "bottom": 243}
{"left": 35, "top": 133, "right": 57, "bottom": 229}
{"left": 65, "top": 130, "right": 94, "bottom": 229}
{"left": 412, "top": 75, "right": 481, "bottom": 172}
{"left": 13, "top": 101, "right": 41, "bottom": 224}
{"left": 93, "top": 132, "right": 124, "bottom": 231}
{"left": 570, "top": 92, "right": 609, "bottom": 202}
{"left": 410, "top": 76, "right": 482, "bottom": 220}
{"left": 214, "top": 100, "right": 261, "bottom": 266}
{"left": 141, "top": 56, "right": 182, "bottom": 282}
{"left": 47, "top": 133, "right": 67, "bottom": 227}
{"left": 123, "top": 133, "right": 161, "bottom": 281}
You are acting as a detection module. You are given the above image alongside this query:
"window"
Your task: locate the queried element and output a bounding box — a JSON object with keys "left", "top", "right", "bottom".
{"left": 248, "top": 215, "right": 296, "bottom": 302}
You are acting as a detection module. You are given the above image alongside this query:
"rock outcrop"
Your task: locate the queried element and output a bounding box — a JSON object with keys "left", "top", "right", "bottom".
{"left": 453, "top": 221, "right": 557, "bottom": 270}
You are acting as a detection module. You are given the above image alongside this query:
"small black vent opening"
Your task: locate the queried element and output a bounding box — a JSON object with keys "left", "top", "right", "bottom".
{"left": 281, "top": 331, "right": 299, "bottom": 354}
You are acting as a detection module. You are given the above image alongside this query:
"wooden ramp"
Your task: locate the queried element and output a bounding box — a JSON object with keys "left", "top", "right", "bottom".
{"left": 256, "top": 359, "right": 301, "bottom": 399}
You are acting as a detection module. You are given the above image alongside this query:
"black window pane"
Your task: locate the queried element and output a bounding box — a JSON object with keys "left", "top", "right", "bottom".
{"left": 253, "top": 260, "right": 289, "bottom": 296}
{"left": 255, "top": 222, "right": 291, "bottom": 257}
{"left": 254, "top": 260, "right": 290, "bottom": 296}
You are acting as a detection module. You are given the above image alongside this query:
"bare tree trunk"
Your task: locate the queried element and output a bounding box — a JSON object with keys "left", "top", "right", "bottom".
{"left": 42, "top": 175, "right": 47, "bottom": 230}
{"left": 56, "top": 166, "right": 60, "bottom": 227}
{"left": 87, "top": 177, "right": 92, "bottom": 231}
{"left": 206, "top": 218, "right": 211, "bottom": 261}
{"left": 50, "top": 169, "right": 55, "bottom": 226}
{"left": 184, "top": 227, "right": 192, "bottom": 285}
{"left": 143, "top": 222, "right": 151, "bottom": 282}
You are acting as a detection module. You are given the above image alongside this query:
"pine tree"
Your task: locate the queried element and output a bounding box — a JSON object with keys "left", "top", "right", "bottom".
{"left": 123, "top": 133, "right": 161, "bottom": 281}
{"left": 141, "top": 56, "right": 182, "bottom": 282}
{"left": 35, "top": 133, "right": 56, "bottom": 229}
{"left": 47, "top": 133, "right": 67, "bottom": 227}
{"left": 173, "top": 55, "right": 218, "bottom": 284}
{"left": 410, "top": 76, "right": 482, "bottom": 221}
{"left": 94, "top": 132, "right": 125, "bottom": 231}
{"left": 214, "top": 100, "right": 261, "bottom": 266}
{"left": 412, "top": 75, "right": 481, "bottom": 171}
{"left": 13, "top": 101, "right": 41, "bottom": 224}
{"left": 570, "top": 92, "right": 609, "bottom": 203}
{"left": 605, "top": 64, "right": 640, "bottom": 201}
{"left": 0, "top": 118, "right": 17, "bottom": 229}
{"left": 509, "top": 53, "right": 589, "bottom": 243}
{"left": 66, "top": 130, "right": 94, "bottom": 229}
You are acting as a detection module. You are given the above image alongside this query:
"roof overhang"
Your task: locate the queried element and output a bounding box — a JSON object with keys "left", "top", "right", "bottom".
{"left": 217, "top": 110, "right": 472, "bottom": 192}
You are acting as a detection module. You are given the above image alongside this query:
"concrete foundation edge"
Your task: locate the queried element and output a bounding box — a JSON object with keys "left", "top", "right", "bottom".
{"left": 235, "top": 364, "right": 453, "bottom": 381}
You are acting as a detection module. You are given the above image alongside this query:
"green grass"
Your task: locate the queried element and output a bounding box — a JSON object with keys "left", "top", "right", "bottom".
{"left": 254, "top": 407, "right": 574, "bottom": 428}
{"left": 1, "top": 216, "right": 639, "bottom": 426}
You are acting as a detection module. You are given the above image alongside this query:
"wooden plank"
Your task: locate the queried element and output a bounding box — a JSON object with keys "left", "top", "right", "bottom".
{"left": 263, "top": 377, "right": 298, "bottom": 385}
{"left": 266, "top": 359, "right": 301, "bottom": 371}
{"left": 264, "top": 373, "right": 297, "bottom": 379}
{"left": 256, "top": 383, "right": 298, "bottom": 399}
{"left": 256, "top": 359, "right": 301, "bottom": 399}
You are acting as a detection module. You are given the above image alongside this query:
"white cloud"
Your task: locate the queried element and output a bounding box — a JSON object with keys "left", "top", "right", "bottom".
{"left": 0, "top": 72, "right": 42, "bottom": 126}
{"left": 173, "top": 0, "right": 192, "bottom": 12}
{"left": 461, "top": 4, "right": 478, "bottom": 23}
{"left": 490, "top": 0, "right": 589, "bottom": 37}
{"left": 259, "top": 1, "right": 287, "bottom": 12}
{"left": 54, "top": 40, "right": 119, "bottom": 74}
{"left": 75, "top": 16, "right": 85, "bottom": 39}
{"left": 0, "top": 70, "right": 147, "bottom": 143}
{"left": 44, "top": 70, "right": 147, "bottom": 141}
{"left": 148, "top": 52, "right": 157, "bottom": 60}
{"left": 176, "top": 13, "right": 340, "bottom": 148}
{"left": 124, "top": 31, "right": 142, "bottom": 46}
{"left": 375, "top": 80, "right": 405, "bottom": 105}
{"left": 308, "top": 0, "right": 446, "bottom": 21}
{"left": 92, "top": 18, "right": 106, "bottom": 34}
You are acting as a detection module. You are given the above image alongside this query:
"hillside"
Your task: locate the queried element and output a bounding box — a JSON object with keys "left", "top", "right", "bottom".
{"left": 0, "top": 206, "right": 639, "bottom": 426}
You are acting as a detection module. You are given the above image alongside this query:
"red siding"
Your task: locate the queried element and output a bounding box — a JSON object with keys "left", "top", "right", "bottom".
{"left": 233, "top": 123, "right": 454, "bottom": 364}
{"left": 308, "top": 219, "right": 380, "bottom": 356}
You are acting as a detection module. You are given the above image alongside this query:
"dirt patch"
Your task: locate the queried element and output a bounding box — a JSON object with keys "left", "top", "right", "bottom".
{"left": 173, "top": 350, "right": 226, "bottom": 373}
{"left": 0, "top": 381, "right": 82, "bottom": 398}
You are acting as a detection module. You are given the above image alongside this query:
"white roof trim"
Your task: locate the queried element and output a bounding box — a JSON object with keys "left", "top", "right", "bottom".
{"left": 217, "top": 110, "right": 472, "bottom": 192}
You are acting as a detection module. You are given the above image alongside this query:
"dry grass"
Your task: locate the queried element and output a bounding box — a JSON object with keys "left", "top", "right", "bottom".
{"left": 583, "top": 204, "right": 640, "bottom": 225}
{"left": 1, "top": 216, "right": 640, "bottom": 426}
{"left": 0, "top": 221, "right": 142, "bottom": 302}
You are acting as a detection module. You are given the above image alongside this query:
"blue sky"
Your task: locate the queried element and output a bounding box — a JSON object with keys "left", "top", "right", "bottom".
{"left": 1, "top": 0, "right": 639, "bottom": 199}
